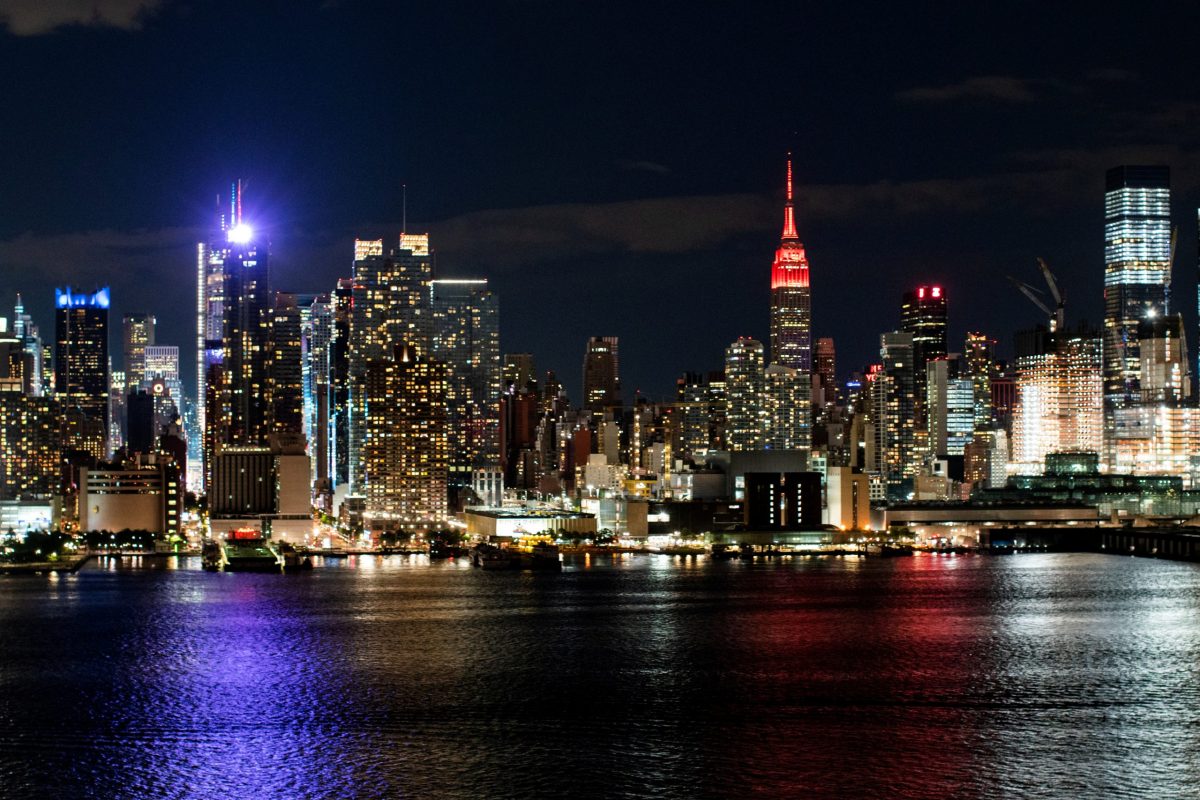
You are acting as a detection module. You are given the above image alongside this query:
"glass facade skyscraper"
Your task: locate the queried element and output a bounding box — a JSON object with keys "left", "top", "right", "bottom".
{"left": 55, "top": 287, "right": 111, "bottom": 459}
{"left": 431, "top": 279, "right": 501, "bottom": 490}
{"left": 900, "top": 285, "right": 947, "bottom": 420}
{"left": 1103, "top": 165, "right": 1170, "bottom": 408}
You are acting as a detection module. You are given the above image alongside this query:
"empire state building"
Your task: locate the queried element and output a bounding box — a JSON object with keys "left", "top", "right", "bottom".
{"left": 770, "top": 154, "right": 811, "bottom": 372}
{"left": 766, "top": 154, "right": 812, "bottom": 457}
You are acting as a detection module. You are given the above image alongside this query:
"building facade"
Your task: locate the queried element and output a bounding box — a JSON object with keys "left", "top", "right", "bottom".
{"left": 1103, "top": 165, "right": 1171, "bottom": 408}
{"left": 55, "top": 287, "right": 110, "bottom": 460}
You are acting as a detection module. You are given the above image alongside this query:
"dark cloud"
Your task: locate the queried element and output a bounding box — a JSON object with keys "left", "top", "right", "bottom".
{"left": 616, "top": 159, "right": 672, "bottom": 175}
{"left": 895, "top": 75, "right": 1039, "bottom": 104}
{"left": 0, "top": 0, "right": 163, "bottom": 36}
{"left": 424, "top": 194, "right": 775, "bottom": 269}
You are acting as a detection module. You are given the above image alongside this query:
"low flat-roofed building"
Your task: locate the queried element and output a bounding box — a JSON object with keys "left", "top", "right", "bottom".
{"left": 0, "top": 499, "right": 58, "bottom": 533}
{"left": 464, "top": 507, "right": 596, "bottom": 538}
{"left": 888, "top": 500, "right": 1100, "bottom": 545}
{"left": 626, "top": 500, "right": 745, "bottom": 537}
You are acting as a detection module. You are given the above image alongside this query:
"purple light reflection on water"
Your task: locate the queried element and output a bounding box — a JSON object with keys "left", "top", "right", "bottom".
{"left": 1, "top": 554, "right": 1200, "bottom": 799}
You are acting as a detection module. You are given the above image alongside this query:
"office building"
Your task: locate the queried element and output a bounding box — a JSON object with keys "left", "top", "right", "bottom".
{"left": 1104, "top": 165, "right": 1171, "bottom": 408}
{"left": 964, "top": 332, "right": 995, "bottom": 430}
{"left": 349, "top": 233, "right": 434, "bottom": 491}
{"left": 1137, "top": 315, "right": 1190, "bottom": 403}
{"left": 221, "top": 224, "right": 272, "bottom": 447}
{"left": 901, "top": 285, "right": 948, "bottom": 417}
{"left": 55, "top": 287, "right": 110, "bottom": 460}
{"left": 306, "top": 294, "right": 334, "bottom": 488}
{"left": 432, "top": 279, "right": 501, "bottom": 490}
{"left": 196, "top": 181, "right": 241, "bottom": 493}
{"left": 122, "top": 313, "right": 155, "bottom": 392}
{"left": 331, "top": 278, "right": 353, "bottom": 487}
{"left": 582, "top": 336, "right": 620, "bottom": 411}
{"left": 12, "top": 295, "right": 46, "bottom": 396}
{"left": 927, "top": 357, "right": 974, "bottom": 457}
{"left": 270, "top": 292, "right": 307, "bottom": 439}
{"left": 872, "top": 331, "right": 917, "bottom": 492}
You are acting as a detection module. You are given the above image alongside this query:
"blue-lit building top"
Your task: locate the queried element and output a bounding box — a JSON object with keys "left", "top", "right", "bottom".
{"left": 55, "top": 287, "right": 110, "bottom": 309}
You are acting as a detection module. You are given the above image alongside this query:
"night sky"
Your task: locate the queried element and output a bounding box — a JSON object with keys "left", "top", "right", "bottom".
{"left": 1, "top": 1, "right": 1198, "bottom": 401}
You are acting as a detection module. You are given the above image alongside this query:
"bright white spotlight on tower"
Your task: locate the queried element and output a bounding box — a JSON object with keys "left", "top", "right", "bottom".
{"left": 227, "top": 223, "right": 254, "bottom": 244}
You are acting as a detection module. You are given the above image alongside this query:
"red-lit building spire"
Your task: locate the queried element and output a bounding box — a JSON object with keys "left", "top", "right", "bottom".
{"left": 771, "top": 154, "right": 809, "bottom": 290}
{"left": 782, "top": 152, "right": 798, "bottom": 240}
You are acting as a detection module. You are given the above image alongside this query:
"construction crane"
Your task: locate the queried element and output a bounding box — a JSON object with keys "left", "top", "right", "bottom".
{"left": 1008, "top": 258, "right": 1065, "bottom": 332}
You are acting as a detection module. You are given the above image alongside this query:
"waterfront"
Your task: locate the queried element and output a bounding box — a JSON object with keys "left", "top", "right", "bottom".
{"left": 2, "top": 553, "right": 1199, "bottom": 799}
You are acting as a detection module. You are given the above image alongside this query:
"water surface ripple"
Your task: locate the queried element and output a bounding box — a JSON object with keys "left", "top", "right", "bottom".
{"left": 1, "top": 553, "right": 1198, "bottom": 799}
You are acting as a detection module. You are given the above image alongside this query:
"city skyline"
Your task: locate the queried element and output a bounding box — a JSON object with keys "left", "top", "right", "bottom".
{"left": 1, "top": 2, "right": 1199, "bottom": 401}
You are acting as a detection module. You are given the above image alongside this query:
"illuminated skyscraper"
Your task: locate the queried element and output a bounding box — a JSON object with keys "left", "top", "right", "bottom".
{"left": 221, "top": 226, "right": 271, "bottom": 447}
{"left": 0, "top": 394, "right": 62, "bottom": 499}
{"left": 926, "top": 357, "right": 974, "bottom": 457}
{"left": 872, "top": 331, "right": 916, "bottom": 493}
{"left": 12, "top": 295, "right": 46, "bottom": 397}
{"left": 432, "top": 279, "right": 501, "bottom": 490}
{"left": 1011, "top": 325, "right": 1103, "bottom": 473}
{"left": 349, "top": 233, "right": 434, "bottom": 493}
{"left": 331, "top": 278, "right": 353, "bottom": 487}
{"left": 196, "top": 181, "right": 242, "bottom": 492}
{"left": 1137, "top": 315, "right": 1190, "bottom": 404}
{"left": 269, "top": 292, "right": 307, "bottom": 439}
{"left": 724, "top": 337, "right": 764, "bottom": 451}
{"left": 504, "top": 353, "right": 536, "bottom": 392}
{"left": 582, "top": 336, "right": 620, "bottom": 411}
{"left": 1103, "top": 165, "right": 1170, "bottom": 407}
{"left": 770, "top": 154, "right": 811, "bottom": 372}
{"left": 963, "top": 332, "right": 995, "bottom": 430}
{"left": 122, "top": 313, "right": 155, "bottom": 393}
{"left": 143, "top": 345, "right": 183, "bottom": 430}
{"left": 901, "top": 285, "right": 947, "bottom": 415}
{"left": 815, "top": 337, "right": 836, "bottom": 393}
{"left": 361, "top": 342, "right": 448, "bottom": 527}
{"left": 306, "top": 294, "right": 334, "bottom": 488}
{"left": 764, "top": 363, "right": 807, "bottom": 450}
{"left": 55, "top": 287, "right": 111, "bottom": 459}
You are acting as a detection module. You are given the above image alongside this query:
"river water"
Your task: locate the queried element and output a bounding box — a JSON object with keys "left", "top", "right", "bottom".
{"left": 1, "top": 552, "right": 1199, "bottom": 799}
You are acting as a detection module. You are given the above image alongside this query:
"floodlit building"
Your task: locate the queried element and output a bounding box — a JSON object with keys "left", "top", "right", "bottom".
{"left": 79, "top": 460, "right": 181, "bottom": 535}
{"left": 1011, "top": 325, "right": 1103, "bottom": 474}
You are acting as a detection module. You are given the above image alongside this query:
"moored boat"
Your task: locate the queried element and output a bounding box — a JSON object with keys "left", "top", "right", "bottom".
{"left": 523, "top": 541, "right": 562, "bottom": 571}
{"left": 220, "top": 529, "right": 283, "bottom": 572}
{"left": 470, "top": 542, "right": 520, "bottom": 570}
